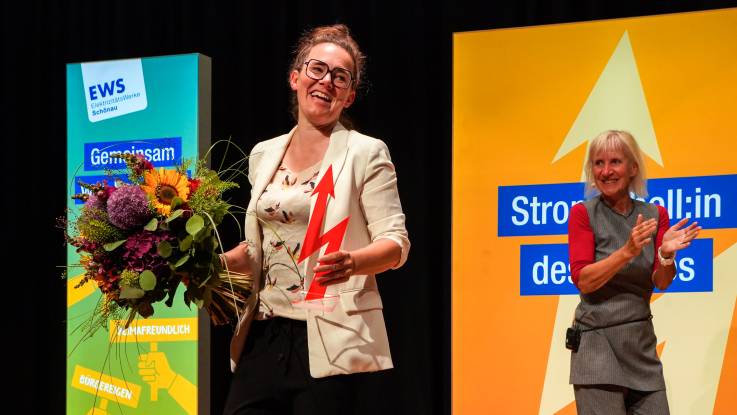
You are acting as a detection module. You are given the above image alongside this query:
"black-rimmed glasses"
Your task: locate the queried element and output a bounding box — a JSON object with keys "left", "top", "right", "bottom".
{"left": 303, "top": 59, "right": 354, "bottom": 89}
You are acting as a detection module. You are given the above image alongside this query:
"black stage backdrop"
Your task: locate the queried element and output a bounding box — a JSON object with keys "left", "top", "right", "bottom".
{"left": 3, "top": 1, "right": 736, "bottom": 414}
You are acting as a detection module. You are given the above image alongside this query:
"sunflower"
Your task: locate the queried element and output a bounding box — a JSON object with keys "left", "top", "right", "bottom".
{"left": 141, "top": 167, "right": 190, "bottom": 216}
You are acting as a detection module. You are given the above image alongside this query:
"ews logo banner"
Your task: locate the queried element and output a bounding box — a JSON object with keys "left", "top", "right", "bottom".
{"left": 81, "top": 58, "right": 148, "bottom": 123}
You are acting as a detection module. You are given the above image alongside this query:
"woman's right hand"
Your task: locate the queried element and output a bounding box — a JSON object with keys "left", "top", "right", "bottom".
{"left": 624, "top": 214, "right": 657, "bottom": 258}
{"left": 576, "top": 213, "right": 658, "bottom": 294}
{"left": 220, "top": 242, "right": 252, "bottom": 276}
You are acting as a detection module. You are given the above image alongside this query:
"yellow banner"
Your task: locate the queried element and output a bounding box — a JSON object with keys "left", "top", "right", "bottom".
{"left": 454, "top": 7, "right": 737, "bottom": 414}
{"left": 67, "top": 274, "right": 97, "bottom": 308}
{"left": 71, "top": 365, "right": 141, "bottom": 408}
{"left": 109, "top": 317, "right": 198, "bottom": 343}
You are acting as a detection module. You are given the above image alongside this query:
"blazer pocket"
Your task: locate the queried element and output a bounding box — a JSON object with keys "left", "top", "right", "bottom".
{"left": 339, "top": 289, "right": 384, "bottom": 314}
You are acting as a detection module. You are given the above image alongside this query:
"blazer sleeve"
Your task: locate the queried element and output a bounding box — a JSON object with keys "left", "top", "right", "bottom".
{"left": 247, "top": 142, "right": 265, "bottom": 190}
{"left": 237, "top": 142, "right": 263, "bottom": 245}
{"left": 238, "top": 142, "right": 264, "bottom": 266}
{"left": 359, "top": 138, "right": 411, "bottom": 269}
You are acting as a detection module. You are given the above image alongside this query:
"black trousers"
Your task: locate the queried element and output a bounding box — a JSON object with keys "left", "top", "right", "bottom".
{"left": 223, "top": 317, "right": 359, "bottom": 415}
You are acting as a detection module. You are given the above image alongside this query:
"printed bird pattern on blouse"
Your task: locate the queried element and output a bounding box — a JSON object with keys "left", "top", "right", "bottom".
{"left": 256, "top": 162, "right": 320, "bottom": 319}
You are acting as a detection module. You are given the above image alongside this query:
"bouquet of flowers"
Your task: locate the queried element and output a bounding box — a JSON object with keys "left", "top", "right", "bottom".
{"left": 64, "top": 152, "right": 252, "bottom": 337}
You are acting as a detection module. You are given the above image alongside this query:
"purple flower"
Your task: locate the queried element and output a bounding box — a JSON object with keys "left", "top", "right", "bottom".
{"left": 107, "top": 185, "right": 152, "bottom": 229}
{"left": 122, "top": 230, "right": 174, "bottom": 278}
{"left": 84, "top": 194, "right": 106, "bottom": 210}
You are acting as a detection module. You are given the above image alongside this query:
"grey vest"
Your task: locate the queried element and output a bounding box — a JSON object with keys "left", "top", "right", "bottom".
{"left": 570, "top": 197, "right": 666, "bottom": 391}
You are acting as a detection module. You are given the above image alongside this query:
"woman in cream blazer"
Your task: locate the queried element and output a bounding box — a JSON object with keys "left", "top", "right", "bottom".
{"left": 230, "top": 122, "right": 409, "bottom": 377}
{"left": 221, "top": 24, "right": 409, "bottom": 414}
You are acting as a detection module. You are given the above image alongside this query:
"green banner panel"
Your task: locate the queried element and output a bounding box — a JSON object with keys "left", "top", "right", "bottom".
{"left": 66, "top": 53, "right": 211, "bottom": 415}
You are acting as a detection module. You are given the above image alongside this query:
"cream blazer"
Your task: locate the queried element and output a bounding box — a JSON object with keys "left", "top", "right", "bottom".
{"left": 229, "top": 123, "right": 410, "bottom": 378}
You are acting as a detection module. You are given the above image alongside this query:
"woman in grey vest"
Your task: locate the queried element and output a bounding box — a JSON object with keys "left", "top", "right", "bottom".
{"left": 567, "top": 130, "right": 701, "bottom": 414}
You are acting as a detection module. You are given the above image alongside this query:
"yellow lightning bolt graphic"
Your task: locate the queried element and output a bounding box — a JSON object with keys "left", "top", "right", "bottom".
{"left": 552, "top": 31, "right": 662, "bottom": 173}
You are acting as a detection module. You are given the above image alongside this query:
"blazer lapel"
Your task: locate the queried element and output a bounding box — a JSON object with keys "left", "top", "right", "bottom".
{"left": 248, "top": 123, "right": 348, "bottom": 218}
{"left": 247, "top": 128, "right": 295, "bottom": 211}
{"left": 301, "top": 123, "right": 351, "bottom": 291}
{"left": 312, "top": 123, "right": 350, "bottom": 214}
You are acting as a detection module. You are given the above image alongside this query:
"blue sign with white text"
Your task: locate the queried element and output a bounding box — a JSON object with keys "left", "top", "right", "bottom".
{"left": 644, "top": 175, "right": 736, "bottom": 229}
{"left": 499, "top": 174, "right": 737, "bottom": 236}
{"left": 498, "top": 182, "right": 584, "bottom": 237}
{"left": 73, "top": 169, "right": 191, "bottom": 204}
{"left": 73, "top": 174, "right": 129, "bottom": 204}
{"left": 519, "top": 239, "right": 713, "bottom": 296}
{"left": 83, "top": 137, "right": 182, "bottom": 171}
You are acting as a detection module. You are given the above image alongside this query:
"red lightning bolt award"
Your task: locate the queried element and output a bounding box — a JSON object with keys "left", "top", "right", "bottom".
{"left": 296, "top": 165, "right": 350, "bottom": 304}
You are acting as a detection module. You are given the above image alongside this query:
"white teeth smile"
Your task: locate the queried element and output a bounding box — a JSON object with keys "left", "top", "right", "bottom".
{"left": 310, "top": 91, "right": 332, "bottom": 102}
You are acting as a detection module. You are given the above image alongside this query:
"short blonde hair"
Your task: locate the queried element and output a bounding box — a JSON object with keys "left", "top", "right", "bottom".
{"left": 584, "top": 130, "right": 647, "bottom": 197}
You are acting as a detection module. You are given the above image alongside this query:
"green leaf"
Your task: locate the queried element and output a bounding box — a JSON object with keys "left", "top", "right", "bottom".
{"left": 119, "top": 286, "right": 145, "bottom": 299}
{"left": 186, "top": 214, "right": 204, "bottom": 236}
{"left": 179, "top": 235, "right": 193, "bottom": 251}
{"left": 144, "top": 218, "right": 158, "bottom": 231}
{"left": 103, "top": 239, "right": 127, "bottom": 251}
{"left": 165, "top": 209, "right": 184, "bottom": 223}
{"left": 157, "top": 240, "right": 172, "bottom": 258}
{"left": 193, "top": 225, "right": 211, "bottom": 243}
{"left": 175, "top": 254, "right": 190, "bottom": 268}
{"left": 139, "top": 270, "right": 157, "bottom": 291}
{"left": 171, "top": 197, "right": 184, "bottom": 210}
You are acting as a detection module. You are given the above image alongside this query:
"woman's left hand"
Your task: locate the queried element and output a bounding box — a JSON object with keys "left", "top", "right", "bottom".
{"left": 660, "top": 218, "right": 702, "bottom": 257}
{"left": 314, "top": 250, "right": 356, "bottom": 286}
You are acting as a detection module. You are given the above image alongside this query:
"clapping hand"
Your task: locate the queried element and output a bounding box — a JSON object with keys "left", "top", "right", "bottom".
{"left": 660, "top": 218, "right": 701, "bottom": 258}
{"left": 625, "top": 214, "right": 658, "bottom": 258}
